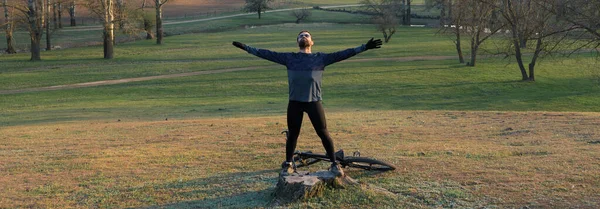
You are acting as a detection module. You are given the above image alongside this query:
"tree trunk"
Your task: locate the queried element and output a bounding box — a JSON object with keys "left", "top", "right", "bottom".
{"left": 31, "top": 36, "right": 41, "bottom": 60}
{"left": 512, "top": 30, "right": 528, "bottom": 80}
{"left": 28, "top": 0, "right": 43, "bottom": 61}
{"left": 468, "top": 41, "right": 478, "bottom": 66}
{"left": 449, "top": 0, "right": 463, "bottom": 63}
{"left": 103, "top": 30, "right": 113, "bottom": 59}
{"left": 401, "top": 0, "right": 406, "bottom": 25}
{"left": 103, "top": 0, "right": 114, "bottom": 59}
{"left": 69, "top": 1, "right": 75, "bottom": 26}
{"left": 519, "top": 34, "right": 527, "bottom": 48}
{"left": 388, "top": 28, "right": 395, "bottom": 43}
{"left": 439, "top": 0, "right": 446, "bottom": 26}
{"left": 258, "top": 7, "right": 261, "bottom": 19}
{"left": 144, "top": 18, "right": 154, "bottom": 39}
{"left": 57, "top": 2, "right": 62, "bottom": 28}
{"left": 46, "top": 0, "right": 52, "bottom": 51}
{"left": 405, "top": 0, "right": 411, "bottom": 25}
{"left": 41, "top": 0, "right": 45, "bottom": 27}
{"left": 146, "top": 31, "right": 154, "bottom": 39}
{"left": 467, "top": 29, "right": 480, "bottom": 67}
{"left": 272, "top": 171, "right": 358, "bottom": 206}
{"left": 116, "top": 0, "right": 124, "bottom": 30}
{"left": 503, "top": 0, "right": 527, "bottom": 80}
{"left": 5, "top": 28, "right": 16, "bottom": 54}
{"left": 382, "top": 28, "right": 395, "bottom": 43}
{"left": 156, "top": 0, "right": 164, "bottom": 44}
{"left": 455, "top": 28, "right": 464, "bottom": 63}
{"left": 447, "top": 0, "right": 452, "bottom": 24}
{"left": 52, "top": 1, "right": 57, "bottom": 29}
{"left": 3, "top": 0, "right": 16, "bottom": 54}
{"left": 382, "top": 31, "right": 389, "bottom": 43}
{"left": 528, "top": 36, "right": 543, "bottom": 82}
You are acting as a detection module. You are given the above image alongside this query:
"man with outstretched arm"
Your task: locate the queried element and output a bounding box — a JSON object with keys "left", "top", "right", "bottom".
{"left": 232, "top": 30, "right": 382, "bottom": 177}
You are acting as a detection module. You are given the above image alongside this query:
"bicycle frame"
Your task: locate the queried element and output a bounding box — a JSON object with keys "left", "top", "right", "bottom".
{"left": 283, "top": 129, "right": 396, "bottom": 171}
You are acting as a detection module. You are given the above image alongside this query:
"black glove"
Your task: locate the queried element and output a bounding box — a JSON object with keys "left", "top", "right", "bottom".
{"left": 365, "top": 38, "right": 382, "bottom": 50}
{"left": 232, "top": 41, "right": 247, "bottom": 51}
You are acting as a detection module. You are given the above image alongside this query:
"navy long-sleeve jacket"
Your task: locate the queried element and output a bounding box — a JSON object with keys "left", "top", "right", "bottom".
{"left": 245, "top": 45, "right": 367, "bottom": 102}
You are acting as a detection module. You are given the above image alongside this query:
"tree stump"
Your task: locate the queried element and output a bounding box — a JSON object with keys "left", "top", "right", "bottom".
{"left": 272, "top": 170, "right": 359, "bottom": 205}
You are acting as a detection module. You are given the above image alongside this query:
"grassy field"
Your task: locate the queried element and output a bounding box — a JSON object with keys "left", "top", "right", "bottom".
{"left": 0, "top": 3, "right": 439, "bottom": 52}
{"left": 1, "top": 5, "right": 600, "bottom": 208}
{"left": 2, "top": 23, "right": 599, "bottom": 127}
{"left": 1, "top": 111, "right": 599, "bottom": 208}
{"left": 0, "top": 8, "right": 373, "bottom": 52}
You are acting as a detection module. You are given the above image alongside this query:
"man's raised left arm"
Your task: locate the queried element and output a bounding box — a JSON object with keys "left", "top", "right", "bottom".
{"left": 323, "top": 38, "right": 382, "bottom": 66}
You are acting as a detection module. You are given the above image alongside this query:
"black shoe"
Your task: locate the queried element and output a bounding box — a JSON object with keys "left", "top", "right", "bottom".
{"left": 280, "top": 161, "right": 296, "bottom": 176}
{"left": 329, "top": 162, "right": 345, "bottom": 177}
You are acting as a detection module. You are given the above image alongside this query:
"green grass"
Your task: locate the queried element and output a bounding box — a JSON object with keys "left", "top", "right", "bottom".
{"left": 1, "top": 23, "right": 599, "bottom": 127}
{"left": 0, "top": 25, "right": 454, "bottom": 90}
{"left": 2, "top": 23, "right": 600, "bottom": 127}
{"left": 294, "top": 0, "right": 426, "bottom": 5}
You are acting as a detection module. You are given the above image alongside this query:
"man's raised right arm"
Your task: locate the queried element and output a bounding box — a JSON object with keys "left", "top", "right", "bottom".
{"left": 232, "top": 41, "right": 288, "bottom": 66}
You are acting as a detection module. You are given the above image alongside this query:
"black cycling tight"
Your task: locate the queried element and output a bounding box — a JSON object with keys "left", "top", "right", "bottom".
{"left": 286, "top": 100, "right": 336, "bottom": 163}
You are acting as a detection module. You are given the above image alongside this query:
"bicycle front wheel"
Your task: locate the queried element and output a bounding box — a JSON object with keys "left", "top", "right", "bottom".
{"left": 342, "top": 157, "right": 397, "bottom": 171}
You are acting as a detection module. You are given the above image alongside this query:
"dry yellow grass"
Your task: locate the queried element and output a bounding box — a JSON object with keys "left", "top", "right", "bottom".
{"left": 1, "top": 110, "right": 599, "bottom": 208}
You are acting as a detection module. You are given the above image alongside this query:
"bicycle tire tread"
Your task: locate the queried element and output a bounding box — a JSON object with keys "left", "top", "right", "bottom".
{"left": 343, "top": 157, "right": 397, "bottom": 171}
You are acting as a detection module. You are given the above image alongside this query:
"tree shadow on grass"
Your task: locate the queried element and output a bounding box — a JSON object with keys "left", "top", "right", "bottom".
{"left": 133, "top": 167, "right": 395, "bottom": 208}
{"left": 135, "top": 169, "right": 279, "bottom": 209}
{"left": 147, "top": 189, "right": 275, "bottom": 209}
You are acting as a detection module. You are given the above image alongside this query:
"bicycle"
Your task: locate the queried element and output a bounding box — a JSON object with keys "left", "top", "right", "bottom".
{"left": 282, "top": 130, "right": 397, "bottom": 171}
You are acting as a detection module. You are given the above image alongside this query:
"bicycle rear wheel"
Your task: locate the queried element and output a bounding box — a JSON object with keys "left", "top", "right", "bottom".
{"left": 342, "top": 157, "right": 397, "bottom": 171}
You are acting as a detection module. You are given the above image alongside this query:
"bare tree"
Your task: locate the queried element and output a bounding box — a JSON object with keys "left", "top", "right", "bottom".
{"left": 68, "top": 0, "right": 75, "bottom": 26}
{"left": 244, "top": 0, "right": 273, "bottom": 19}
{"left": 461, "top": 0, "right": 504, "bottom": 66}
{"left": 46, "top": 0, "right": 52, "bottom": 51}
{"left": 87, "top": 0, "right": 115, "bottom": 59}
{"left": 361, "top": 0, "right": 402, "bottom": 43}
{"left": 115, "top": 0, "right": 124, "bottom": 30}
{"left": 499, "top": 0, "right": 578, "bottom": 81}
{"left": 4, "top": 0, "right": 44, "bottom": 59}
{"left": 3, "top": 0, "right": 17, "bottom": 53}
{"left": 56, "top": 0, "right": 62, "bottom": 28}
{"left": 291, "top": 8, "right": 311, "bottom": 24}
{"left": 152, "top": 0, "right": 171, "bottom": 45}
{"left": 103, "top": 0, "right": 114, "bottom": 59}
{"left": 449, "top": 0, "right": 465, "bottom": 64}
{"left": 375, "top": 9, "right": 399, "bottom": 43}
{"left": 40, "top": 0, "right": 45, "bottom": 26}
{"left": 547, "top": 0, "right": 600, "bottom": 48}
{"left": 427, "top": 0, "right": 465, "bottom": 63}
{"left": 403, "top": 0, "right": 411, "bottom": 25}
{"left": 139, "top": 0, "right": 154, "bottom": 39}
{"left": 28, "top": 0, "right": 44, "bottom": 60}
{"left": 52, "top": 0, "right": 57, "bottom": 29}
{"left": 142, "top": 11, "right": 155, "bottom": 39}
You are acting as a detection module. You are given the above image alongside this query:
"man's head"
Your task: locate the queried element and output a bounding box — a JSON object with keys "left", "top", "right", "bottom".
{"left": 297, "top": 30, "right": 313, "bottom": 49}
